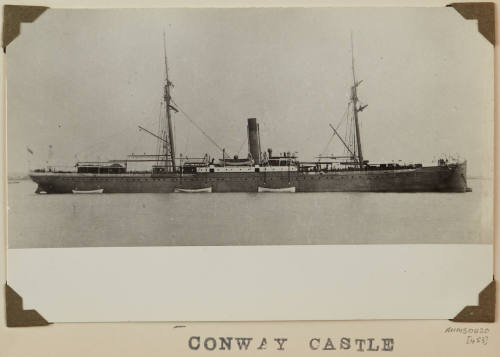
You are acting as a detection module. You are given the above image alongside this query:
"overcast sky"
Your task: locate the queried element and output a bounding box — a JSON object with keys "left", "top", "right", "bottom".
{"left": 6, "top": 7, "right": 493, "bottom": 177}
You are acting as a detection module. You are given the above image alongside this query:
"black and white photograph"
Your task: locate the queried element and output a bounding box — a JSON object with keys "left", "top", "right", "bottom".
{"left": 3, "top": 6, "right": 494, "bottom": 322}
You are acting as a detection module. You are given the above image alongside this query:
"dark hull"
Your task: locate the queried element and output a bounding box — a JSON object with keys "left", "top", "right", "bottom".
{"left": 29, "top": 162, "right": 469, "bottom": 193}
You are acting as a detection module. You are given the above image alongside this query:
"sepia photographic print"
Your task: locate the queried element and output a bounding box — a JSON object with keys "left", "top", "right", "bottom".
{"left": 3, "top": 6, "right": 494, "bottom": 322}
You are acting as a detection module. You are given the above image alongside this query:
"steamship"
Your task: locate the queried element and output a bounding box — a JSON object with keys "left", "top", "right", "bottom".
{"left": 29, "top": 41, "right": 469, "bottom": 194}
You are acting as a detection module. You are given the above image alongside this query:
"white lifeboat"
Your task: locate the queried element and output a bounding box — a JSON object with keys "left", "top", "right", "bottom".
{"left": 72, "top": 188, "right": 104, "bottom": 194}
{"left": 258, "top": 186, "right": 295, "bottom": 193}
{"left": 174, "top": 187, "right": 212, "bottom": 193}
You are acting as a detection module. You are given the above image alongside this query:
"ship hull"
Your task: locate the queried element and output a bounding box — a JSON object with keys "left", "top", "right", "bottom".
{"left": 29, "top": 162, "right": 468, "bottom": 194}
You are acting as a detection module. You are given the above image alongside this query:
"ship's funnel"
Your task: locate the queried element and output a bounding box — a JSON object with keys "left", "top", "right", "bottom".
{"left": 247, "top": 118, "right": 261, "bottom": 164}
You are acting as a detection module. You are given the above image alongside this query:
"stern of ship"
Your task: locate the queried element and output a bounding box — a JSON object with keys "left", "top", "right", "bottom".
{"left": 29, "top": 173, "right": 56, "bottom": 194}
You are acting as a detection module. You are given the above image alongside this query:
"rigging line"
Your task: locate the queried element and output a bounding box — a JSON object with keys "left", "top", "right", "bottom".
{"left": 350, "top": 103, "right": 355, "bottom": 157}
{"left": 158, "top": 104, "right": 165, "bottom": 163}
{"left": 155, "top": 101, "right": 163, "bottom": 166}
{"left": 345, "top": 103, "right": 353, "bottom": 157}
{"left": 351, "top": 105, "right": 357, "bottom": 158}
{"left": 350, "top": 31, "right": 356, "bottom": 85}
{"left": 172, "top": 110, "right": 176, "bottom": 156}
{"left": 329, "top": 124, "right": 355, "bottom": 157}
{"left": 183, "top": 119, "right": 192, "bottom": 155}
{"left": 320, "top": 133, "right": 335, "bottom": 156}
{"left": 162, "top": 103, "right": 168, "bottom": 164}
{"left": 170, "top": 99, "right": 224, "bottom": 153}
{"left": 236, "top": 136, "right": 247, "bottom": 156}
{"left": 338, "top": 102, "right": 350, "bottom": 127}
{"left": 323, "top": 102, "right": 351, "bottom": 156}
{"left": 74, "top": 125, "right": 133, "bottom": 157}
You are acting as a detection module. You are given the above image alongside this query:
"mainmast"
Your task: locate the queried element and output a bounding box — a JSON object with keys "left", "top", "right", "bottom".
{"left": 163, "top": 32, "right": 176, "bottom": 172}
{"left": 350, "top": 34, "right": 365, "bottom": 169}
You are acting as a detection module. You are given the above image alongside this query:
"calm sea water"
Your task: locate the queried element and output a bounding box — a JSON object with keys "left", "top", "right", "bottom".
{"left": 7, "top": 179, "right": 492, "bottom": 248}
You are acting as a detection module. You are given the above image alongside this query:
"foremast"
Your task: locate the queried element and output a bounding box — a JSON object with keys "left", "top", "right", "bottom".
{"left": 350, "top": 34, "right": 367, "bottom": 169}
{"left": 163, "top": 32, "right": 176, "bottom": 172}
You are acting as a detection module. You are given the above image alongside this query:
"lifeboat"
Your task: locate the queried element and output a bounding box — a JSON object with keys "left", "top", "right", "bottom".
{"left": 174, "top": 187, "right": 212, "bottom": 193}
{"left": 258, "top": 187, "right": 295, "bottom": 193}
{"left": 72, "top": 188, "right": 104, "bottom": 194}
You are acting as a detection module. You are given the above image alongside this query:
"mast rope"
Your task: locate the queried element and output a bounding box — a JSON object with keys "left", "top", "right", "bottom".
{"left": 73, "top": 125, "right": 133, "bottom": 160}
{"left": 320, "top": 134, "right": 335, "bottom": 156}
{"left": 155, "top": 101, "right": 164, "bottom": 166}
{"left": 170, "top": 99, "right": 225, "bottom": 154}
{"left": 236, "top": 136, "right": 247, "bottom": 156}
{"left": 183, "top": 117, "right": 192, "bottom": 155}
{"left": 347, "top": 101, "right": 355, "bottom": 158}
{"left": 321, "top": 102, "right": 350, "bottom": 156}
